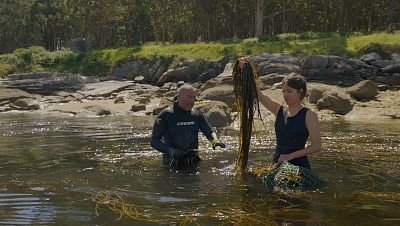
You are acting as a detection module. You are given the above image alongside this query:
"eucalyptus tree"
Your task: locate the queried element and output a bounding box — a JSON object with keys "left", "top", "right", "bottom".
{"left": 0, "top": 0, "right": 33, "bottom": 53}
{"left": 27, "top": 0, "right": 70, "bottom": 50}
{"left": 63, "top": 0, "right": 124, "bottom": 48}
{"left": 2, "top": 0, "right": 400, "bottom": 53}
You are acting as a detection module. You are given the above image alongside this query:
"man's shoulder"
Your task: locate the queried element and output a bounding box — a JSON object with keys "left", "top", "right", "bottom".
{"left": 157, "top": 107, "right": 173, "bottom": 117}
{"left": 190, "top": 108, "right": 203, "bottom": 117}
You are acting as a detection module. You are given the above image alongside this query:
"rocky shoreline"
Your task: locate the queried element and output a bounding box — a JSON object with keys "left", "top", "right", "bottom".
{"left": 1, "top": 53, "right": 399, "bottom": 126}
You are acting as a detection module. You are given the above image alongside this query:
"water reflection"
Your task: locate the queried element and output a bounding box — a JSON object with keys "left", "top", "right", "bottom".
{"left": 0, "top": 114, "right": 399, "bottom": 225}
{"left": 0, "top": 189, "right": 54, "bottom": 225}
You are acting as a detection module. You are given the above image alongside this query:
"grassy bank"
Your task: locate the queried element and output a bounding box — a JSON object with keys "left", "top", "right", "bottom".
{"left": 1, "top": 31, "right": 399, "bottom": 77}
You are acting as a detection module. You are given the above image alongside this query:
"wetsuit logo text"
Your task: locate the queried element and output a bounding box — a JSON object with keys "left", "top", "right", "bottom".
{"left": 177, "top": 121, "right": 195, "bottom": 126}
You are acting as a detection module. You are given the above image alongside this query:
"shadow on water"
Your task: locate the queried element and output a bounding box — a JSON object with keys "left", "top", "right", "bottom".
{"left": 0, "top": 114, "right": 399, "bottom": 225}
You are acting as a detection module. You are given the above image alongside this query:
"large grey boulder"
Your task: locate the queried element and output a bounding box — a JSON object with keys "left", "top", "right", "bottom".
{"left": 391, "top": 53, "right": 400, "bottom": 64}
{"left": 346, "top": 58, "right": 376, "bottom": 69}
{"left": 114, "top": 96, "right": 125, "bottom": 103}
{"left": 389, "top": 73, "right": 400, "bottom": 86}
{"left": 0, "top": 88, "right": 33, "bottom": 104}
{"left": 299, "top": 55, "right": 380, "bottom": 86}
{"left": 360, "top": 52, "right": 382, "bottom": 64}
{"left": 250, "top": 53, "right": 300, "bottom": 76}
{"left": 317, "top": 91, "right": 354, "bottom": 115}
{"left": 257, "top": 62, "right": 300, "bottom": 75}
{"left": 217, "top": 62, "right": 233, "bottom": 77}
{"left": 259, "top": 73, "right": 286, "bottom": 86}
{"left": 199, "top": 85, "right": 234, "bottom": 108}
{"left": 215, "top": 76, "right": 233, "bottom": 86}
{"left": 325, "top": 55, "right": 349, "bottom": 68}
{"left": 131, "top": 104, "right": 146, "bottom": 112}
{"left": 137, "top": 96, "right": 151, "bottom": 104}
{"left": 80, "top": 81, "right": 134, "bottom": 97}
{"left": 3, "top": 73, "right": 86, "bottom": 94}
{"left": 308, "top": 86, "right": 330, "bottom": 104}
{"left": 193, "top": 101, "right": 231, "bottom": 127}
{"left": 111, "top": 59, "right": 167, "bottom": 83}
{"left": 250, "top": 53, "right": 299, "bottom": 65}
{"left": 346, "top": 80, "right": 378, "bottom": 100}
{"left": 200, "top": 78, "right": 219, "bottom": 91}
{"left": 7, "top": 72, "right": 55, "bottom": 80}
{"left": 156, "top": 59, "right": 225, "bottom": 85}
{"left": 300, "top": 55, "right": 329, "bottom": 69}
{"left": 9, "top": 98, "right": 40, "bottom": 110}
{"left": 152, "top": 104, "right": 169, "bottom": 115}
{"left": 370, "top": 59, "right": 393, "bottom": 68}
{"left": 301, "top": 68, "right": 363, "bottom": 86}
{"left": 200, "top": 76, "right": 233, "bottom": 91}
{"left": 382, "top": 64, "right": 400, "bottom": 74}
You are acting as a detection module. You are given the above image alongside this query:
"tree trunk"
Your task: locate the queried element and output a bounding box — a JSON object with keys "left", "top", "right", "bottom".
{"left": 368, "top": 3, "right": 374, "bottom": 32}
{"left": 323, "top": 0, "right": 329, "bottom": 32}
{"left": 388, "top": 0, "right": 396, "bottom": 31}
{"left": 255, "top": 0, "right": 264, "bottom": 37}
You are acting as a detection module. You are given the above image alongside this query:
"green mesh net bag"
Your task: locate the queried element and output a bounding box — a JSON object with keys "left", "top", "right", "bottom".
{"left": 252, "top": 161, "right": 320, "bottom": 191}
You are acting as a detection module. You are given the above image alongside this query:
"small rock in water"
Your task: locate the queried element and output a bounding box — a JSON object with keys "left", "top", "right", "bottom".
{"left": 114, "top": 96, "right": 125, "bottom": 103}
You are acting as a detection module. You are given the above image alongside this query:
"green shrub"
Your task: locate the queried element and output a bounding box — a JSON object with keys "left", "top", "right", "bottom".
{"left": 15, "top": 48, "right": 34, "bottom": 71}
{"left": 347, "top": 31, "right": 400, "bottom": 56}
{"left": 0, "top": 64, "right": 16, "bottom": 77}
{"left": 14, "top": 46, "right": 45, "bottom": 65}
{"left": 277, "top": 33, "right": 299, "bottom": 41}
{"left": 219, "top": 46, "right": 237, "bottom": 61}
{"left": 44, "top": 48, "right": 75, "bottom": 67}
{"left": 1, "top": 31, "right": 399, "bottom": 76}
{"left": 0, "top": 53, "right": 18, "bottom": 64}
{"left": 357, "top": 42, "right": 400, "bottom": 58}
{"left": 299, "top": 32, "right": 335, "bottom": 40}
{"left": 1, "top": 47, "right": 75, "bottom": 73}
{"left": 259, "top": 35, "right": 281, "bottom": 42}
{"left": 360, "top": 42, "right": 385, "bottom": 55}
{"left": 80, "top": 55, "right": 110, "bottom": 76}
{"left": 242, "top": 37, "right": 259, "bottom": 43}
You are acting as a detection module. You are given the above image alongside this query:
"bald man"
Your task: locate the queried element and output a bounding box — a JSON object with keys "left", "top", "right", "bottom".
{"left": 150, "top": 84, "right": 225, "bottom": 167}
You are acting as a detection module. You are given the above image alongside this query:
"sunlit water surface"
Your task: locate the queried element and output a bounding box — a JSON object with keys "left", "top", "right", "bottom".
{"left": 0, "top": 114, "right": 399, "bottom": 225}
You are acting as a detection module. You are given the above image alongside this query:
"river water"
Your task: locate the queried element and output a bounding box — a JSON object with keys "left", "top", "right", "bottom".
{"left": 0, "top": 114, "right": 399, "bottom": 225}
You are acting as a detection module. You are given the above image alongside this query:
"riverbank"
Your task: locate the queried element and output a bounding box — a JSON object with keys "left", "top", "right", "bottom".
{"left": 1, "top": 80, "right": 399, "bottom": 122}
{"left": 2, "top": 32, "right": 400, "bottom": 78}
{"left": 1, "top": 51, "right": 400, "bottom": 123}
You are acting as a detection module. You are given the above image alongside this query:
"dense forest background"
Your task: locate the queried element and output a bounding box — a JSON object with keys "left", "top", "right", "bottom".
{"left": 1, "top": 0, "right": 400, "bottom": 54}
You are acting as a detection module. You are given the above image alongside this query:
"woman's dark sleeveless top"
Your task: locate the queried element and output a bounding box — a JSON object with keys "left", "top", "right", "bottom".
{"left": 274, "top": 106, "right": 311, "bottom": 169}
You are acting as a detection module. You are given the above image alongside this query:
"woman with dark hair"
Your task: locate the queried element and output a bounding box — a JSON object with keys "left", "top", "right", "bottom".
{"left": 257, "top": 71, "right": 321, "bottom": 169}
{"left": 236, "top": 56, "right": 322, "bottom": 169}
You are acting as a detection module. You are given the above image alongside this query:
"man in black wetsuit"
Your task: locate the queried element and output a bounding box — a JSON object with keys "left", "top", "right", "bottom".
{"left": 150, "top": 84, "right": 225, "bottom": 167}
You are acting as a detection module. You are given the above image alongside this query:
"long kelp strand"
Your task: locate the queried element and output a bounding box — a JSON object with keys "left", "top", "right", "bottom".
{"left": 92, "top": 191, "right": 284, "bottom": 225}
{"left": 92, "top": 191, "right": 199, "bottom": 225}
{"left": 233, "top": 59, "right": 263, "bottom": 172}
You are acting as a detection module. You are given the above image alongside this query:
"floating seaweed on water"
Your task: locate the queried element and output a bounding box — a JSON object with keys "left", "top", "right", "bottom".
{"left": 207, "top": 201, "right": 277, "bottom": 225}
{"left": 92, "top": 191, "right": 320, "bottom": 225}
{"left": 92, "top": 191, "right": 199, "bottom": 225}
{"left": 232, "top": 58, "right": 263, "bottom": 172}
{"left": 249, "top": 164, "right": 279, "bottom": 178}
{"left": 352, "top": 191, "right": 400, "bottom": 202}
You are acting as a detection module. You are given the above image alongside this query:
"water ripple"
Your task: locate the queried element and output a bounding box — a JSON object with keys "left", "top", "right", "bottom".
{"left": 0, "top": 192, "right": 54, "bottom": 225}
